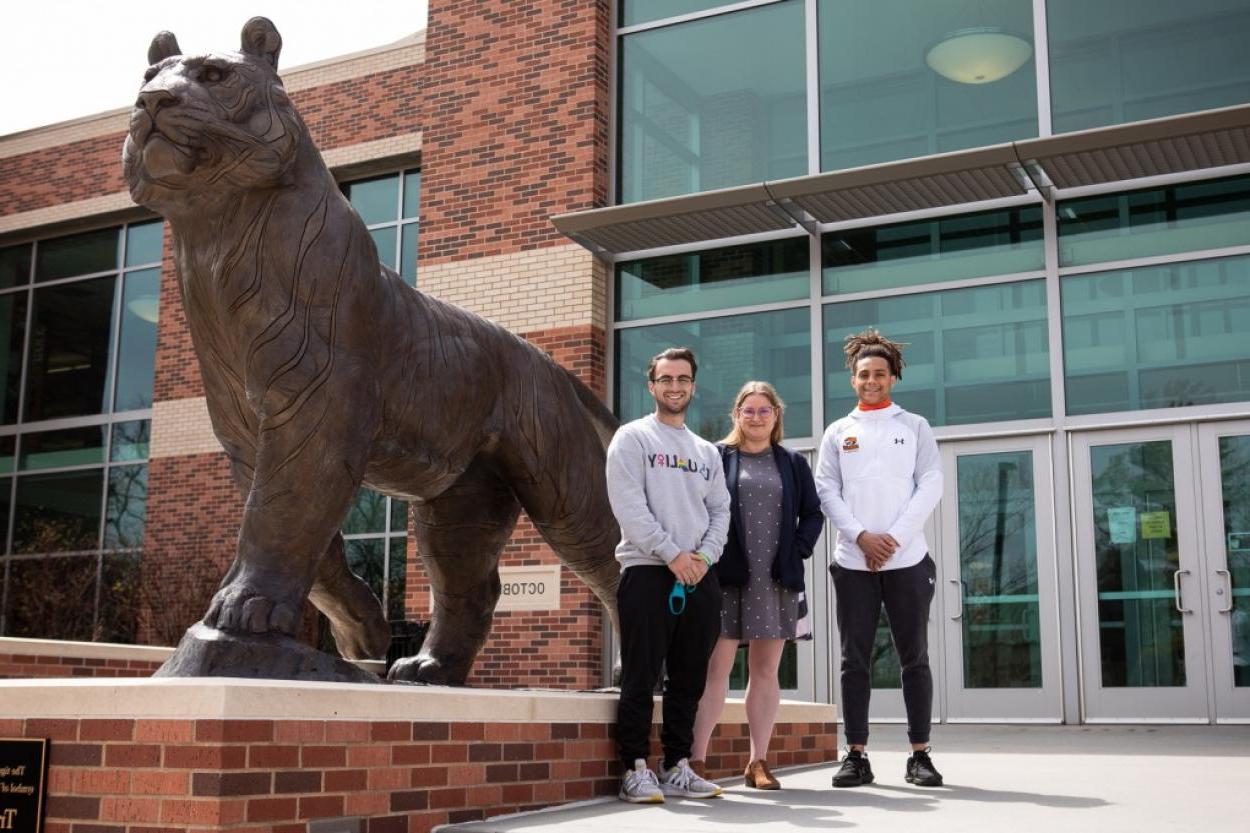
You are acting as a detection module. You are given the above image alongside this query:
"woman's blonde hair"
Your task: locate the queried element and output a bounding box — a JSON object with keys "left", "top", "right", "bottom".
{"left": 721, "top": 381, "right": 785, "bottom": 447}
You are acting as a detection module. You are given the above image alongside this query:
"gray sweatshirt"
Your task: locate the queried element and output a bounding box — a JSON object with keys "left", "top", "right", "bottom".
{"left": 605, "top": 414, "right": 731, "bottom": 571}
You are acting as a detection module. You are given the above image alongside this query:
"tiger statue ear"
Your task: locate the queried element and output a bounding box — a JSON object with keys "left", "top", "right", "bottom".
{"left": 241, "top": 16, "right": 282, "bottom": 69}
{"left": 147, "top": 31, "right": 182, "bottom": 65}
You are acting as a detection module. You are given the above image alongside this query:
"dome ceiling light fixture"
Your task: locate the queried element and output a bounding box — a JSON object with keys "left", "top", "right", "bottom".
{"left": 925, "top": 26, "right": 1033, "bottom": 85}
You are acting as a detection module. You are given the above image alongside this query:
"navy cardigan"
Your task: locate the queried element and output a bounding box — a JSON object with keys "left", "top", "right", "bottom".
{"left": 714, "top": 443, "right": 824, "bottom": 593}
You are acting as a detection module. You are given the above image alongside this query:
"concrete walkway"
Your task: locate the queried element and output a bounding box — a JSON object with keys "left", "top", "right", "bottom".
{"left": 442, "top": 724, "right": 1250, "bottom": 833}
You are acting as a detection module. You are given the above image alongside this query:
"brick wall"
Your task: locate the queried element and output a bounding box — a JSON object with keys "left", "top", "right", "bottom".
{"left": 417, "top": 0, "right": 612, "bottom": 263}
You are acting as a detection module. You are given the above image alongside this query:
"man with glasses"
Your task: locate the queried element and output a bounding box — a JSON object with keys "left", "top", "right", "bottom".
{"left": 607, "top": 347, "right": 731, "bottom": 803}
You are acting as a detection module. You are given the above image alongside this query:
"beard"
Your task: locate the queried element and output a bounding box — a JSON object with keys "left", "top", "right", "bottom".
{"left": 653, "top": 393, "right": 690, "bottom": 416}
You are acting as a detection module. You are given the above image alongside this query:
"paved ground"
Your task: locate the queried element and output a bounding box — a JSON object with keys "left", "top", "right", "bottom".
{"left": 442, "top": 724, "right": 1250, "bottom": 833}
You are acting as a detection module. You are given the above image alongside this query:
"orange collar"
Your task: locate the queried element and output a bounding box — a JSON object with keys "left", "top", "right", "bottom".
{"left": 857, "top": 399, "right": 893, "bottom": 411}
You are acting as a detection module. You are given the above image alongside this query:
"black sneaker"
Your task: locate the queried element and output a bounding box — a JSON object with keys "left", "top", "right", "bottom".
{"left": 831, "top": 750, "right": 874, "bottom": 787}
{"left": 905, "top": 748, "right": 943, "bottom": 786}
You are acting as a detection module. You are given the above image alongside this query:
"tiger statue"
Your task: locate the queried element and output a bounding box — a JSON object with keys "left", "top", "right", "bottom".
{"left": 123, "top": 17, "right": 621, "bottom": 683}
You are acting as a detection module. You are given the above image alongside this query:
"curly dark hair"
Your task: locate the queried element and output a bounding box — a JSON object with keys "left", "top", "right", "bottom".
{"left": 843, "top": 328, "right": 907, "bottom": 379}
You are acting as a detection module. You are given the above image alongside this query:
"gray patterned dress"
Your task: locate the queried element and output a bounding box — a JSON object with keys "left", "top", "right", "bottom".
{"left": 720, "top": 448, "right": 801, "bottom": 641}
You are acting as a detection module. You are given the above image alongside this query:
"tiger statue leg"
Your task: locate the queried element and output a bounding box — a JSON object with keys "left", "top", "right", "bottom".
{"left": 219, "top": 449, "right": 390, "bottom": 659}
{"left": 388, "top": 458, "right": 521, "bottom": 684}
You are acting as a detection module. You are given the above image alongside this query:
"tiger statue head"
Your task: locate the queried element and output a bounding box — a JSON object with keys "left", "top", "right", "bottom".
{"left": 123, "top": 17, "right": 304, "bottom": 216}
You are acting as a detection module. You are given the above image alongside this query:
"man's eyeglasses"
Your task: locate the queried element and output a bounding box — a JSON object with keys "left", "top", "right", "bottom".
{"left": 651, "top": 375, "right": 694, "bottom": 387}
{"left": 738, "top": 406, "right": 776, "bottom": 419}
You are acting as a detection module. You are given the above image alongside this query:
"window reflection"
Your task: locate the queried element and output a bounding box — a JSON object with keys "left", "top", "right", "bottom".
{"left": 24, "top": 277, "right": 115, "bottom": 422}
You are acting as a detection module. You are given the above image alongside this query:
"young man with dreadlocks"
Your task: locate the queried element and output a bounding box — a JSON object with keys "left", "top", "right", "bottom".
{"left": 814, "top": 329, "right": 945, "bottom": 788}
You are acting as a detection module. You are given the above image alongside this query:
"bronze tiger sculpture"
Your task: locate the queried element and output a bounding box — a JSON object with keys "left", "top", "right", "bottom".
{"left": 123, "top": 17, "right": 620, "bottom": 683}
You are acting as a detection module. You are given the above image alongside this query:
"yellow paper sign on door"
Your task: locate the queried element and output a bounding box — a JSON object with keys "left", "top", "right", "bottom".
{"left": 1140, "top": 511, "right": 1171, "bottom": 540}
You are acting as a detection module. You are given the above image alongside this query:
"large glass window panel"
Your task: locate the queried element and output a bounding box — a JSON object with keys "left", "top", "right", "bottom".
{"left": 621, "top": 0, "right": 731, "bottom": 27}
{"left": 5, "top": 555, "right": 98, "bottom": 640}
{"left": 1062, "top": 256, "right": 1250, "bottom": 415}
{"left": 115, "top": 268, "right": 160, "bottom": 411}
{"left": 824, "top": 281, "right": 1050, "bottom": 426}
{"left": 98, "top": 552, "right": 141, "bottom": 643}
{"left": 0, "top": 438, "right": 14, "bottom": 475}
{"left": 344, "top": 488, "right": 388, "bottom": 535}
{"left": 617, "top": 237, "right": 808, "bottom": 322}
{"left": 618, "top": 0, "right": 806, "bottom": 203}
{"left": 387, "top": 538, "right": 406, "bottom": 621}
{"left": 35, "top": 227, "right": 117, "bottom": 282}
{"left": 24, "top": 277, "right": 116, "bottom": 421}
{"left": 110, "top": 420, "right": 150, "bottom": 462}
{"left": 13, "top": 470, "right": 104, "bottom": 554}
{"left": 370, "top": 227, "right": 397, "bottom": 271}
{"left": 402, "top": 170, "right": 421, "bottom": 219}
{"left": 124, "top": 221, "right": 164, "bottom": 267}
{"left": 105, "top": 464, "right": 147, "bottom": 550}
{"left": 823, "top": 207, "right": 1043, "bottom": 295}
{"left": 400, "top": 223, "right": 418, "bottom": 287}
{"left": 0, "top": 243, "right": 31, "bottom": 289}
{"left": 1048, "top": 0, "right": 1250, "bottom": 134}
{"left": 616, "top": 307, "right": 812, "bottom": 439}
{"left": 1218, "top": 435, "right": 1250, "bottom": 687}
{"left": 0, "top": 474, "right": 11, "bottom": 544}
{"left": 957, "top": 451, "right": 1041, "bottom": 688}
{"left": 0, "top": 293, "right": 28, "bottom": 424}
{"left": 345, "top": 538, "right": 385, "bottom": 603}
{"left": 819, "top": 0, "right": 1037, "bottom": 173}
{"left": 1058, "top": 176, "right": 1250, "bottom": 267}
{"left": 389, "top": 498, "right": 408, "bottom": 533}
{"left": 345, "top": 174, "right": 400, "bottom": 227}
{"left": 19, "top": 426, "right": 107, "bottom": 471}
{"left": 1090, "top": 441, "right": 1184, "bottom": 687}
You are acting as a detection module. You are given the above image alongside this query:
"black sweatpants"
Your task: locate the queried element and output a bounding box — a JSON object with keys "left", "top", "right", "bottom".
{"left": 616, "top": 564, "right": 721, "bottom": 770}
{"left": 831, "top": 555, "right": 936, "bottom": 747}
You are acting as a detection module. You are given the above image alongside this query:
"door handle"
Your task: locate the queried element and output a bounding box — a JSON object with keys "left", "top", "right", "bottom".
{"left": 1173, "top": 569, "right": 1193, "bottom": 614}
{"left": 949, "top": 578, "right": 964, "bottom": 621}
{"left": 1215, "top": 569, "right": 1233, "bottom": 614}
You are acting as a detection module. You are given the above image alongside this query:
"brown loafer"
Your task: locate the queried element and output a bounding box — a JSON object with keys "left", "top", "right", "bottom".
{"left": 745, "top": 759, "right": 780, "bottom": 790}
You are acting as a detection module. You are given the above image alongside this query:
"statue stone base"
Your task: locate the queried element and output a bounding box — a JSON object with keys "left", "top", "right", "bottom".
{"left": 154, "top": 622, "right": 382, "bottom": 684}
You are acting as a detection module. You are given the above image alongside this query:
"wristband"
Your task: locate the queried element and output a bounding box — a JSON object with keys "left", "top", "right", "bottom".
{"left": 696, "top": 551, "right": 713, "bottom": 567}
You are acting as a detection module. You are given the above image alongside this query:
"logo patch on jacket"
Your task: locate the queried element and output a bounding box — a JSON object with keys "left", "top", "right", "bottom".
{"left": 842, "top": 436, "right": 859, "bottom": 452}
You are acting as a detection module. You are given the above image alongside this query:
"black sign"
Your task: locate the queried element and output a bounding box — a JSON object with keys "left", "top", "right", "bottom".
{"left": 0, "top": 739, "right": 47, "bottom": 833}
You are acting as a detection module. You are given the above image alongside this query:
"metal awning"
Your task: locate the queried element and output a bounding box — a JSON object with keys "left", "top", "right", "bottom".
{"left": 552, "top": 103, "right": 1250, "bottom": 259}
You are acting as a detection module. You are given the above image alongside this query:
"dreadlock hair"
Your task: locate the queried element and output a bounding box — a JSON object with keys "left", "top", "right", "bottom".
{"left": 843, "top": 328, "right": 906, "bottom": 379}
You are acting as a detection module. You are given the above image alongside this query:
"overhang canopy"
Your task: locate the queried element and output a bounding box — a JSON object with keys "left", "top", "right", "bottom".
{"left": 552, "top": 103, "right": 1250, "bottom": 259}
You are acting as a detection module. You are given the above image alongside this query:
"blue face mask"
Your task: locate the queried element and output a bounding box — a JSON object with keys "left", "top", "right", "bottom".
{"left": 668, "top": 580, "right": 697, "bottom": 615}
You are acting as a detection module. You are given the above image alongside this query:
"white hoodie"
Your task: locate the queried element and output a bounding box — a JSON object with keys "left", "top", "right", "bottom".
{"left": 814, "top": 403, "right": 943, "bottom": 571}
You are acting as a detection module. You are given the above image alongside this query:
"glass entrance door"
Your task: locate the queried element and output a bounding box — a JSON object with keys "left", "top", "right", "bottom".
{"left": 1071, "top": 426, "right": 1209, "bottom": 720}
{"left": 938, "top": 436, "right": 1062, "bottom": 720}
{"left": 1198, "top": 420, "right": 1250, "bottom": 722}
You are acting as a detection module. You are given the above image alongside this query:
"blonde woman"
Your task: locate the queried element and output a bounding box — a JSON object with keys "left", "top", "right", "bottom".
{"left": 690, "top": 381, "right": 823, "bottom": 789}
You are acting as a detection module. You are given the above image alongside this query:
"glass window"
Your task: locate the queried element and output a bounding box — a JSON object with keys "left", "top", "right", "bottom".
{"left": 13, "top": 470, "right": 105, "bottom": 554}
{"left": 98, "top": 552, "right": 141, "bottom": 643}
{"left": 110, "top": 420, "right": 150, "bottom": 462}
{"left": 402, "top": 170, "right": 421, "bottom": 219}
{"left": 400, "top": 223, "right": 418, "bottom": 287}
{"left": 621, "top": 0, "right": 731, "bottom": 27}
{"left": 35, "top": 227, "right": 117, "bottom": 282}
{"left": 343, "top": 488, "right": 389, "bottom": 535}
{"left": 370, "top": 227, "right": 398, "bottom": 271}
{"left": 1048, "top": 0, "right": 1250, "bottom": 134}
{"left": 390, "top": 497, "right": 408, "bottom": 533}
{"left": 0, "top": 243, "right": 31, "bottom": 289}
{"left": 618, "top": 0, "right": 806, "bottom": 203}
{"left": 1058, "top": 176, "right": 1250, "bottom": 267}
{"left": 1061, "top": 255, "right": 1250, "bottom": 415}
{"left": 105, "top": 464, "right": 147, "bottom": 550}
{"left": 388, "top": 538, "right": 407, "bottom": 621}
{"left": 24, "top": 277, "right": 116, "bottom": 421}
{"left": 824, "top": 280, "right": 1051, "bottom": 426}
{"left": 5, "top": 555, "right": 98, "bottom": 640}
{"left": 0, "top": 437, "right": 14, "bottom": 475}
{"left": 345, "top": 538, "right": 386, "bottom": 603}
{"left": 19, "top": 426, "right": 107, "bottom": 471}
{"left": 345, "top": 174, "right": 400, "bottom": 226}
{"left": 617, "top": 237, "right": 808, "bottom": 322}
{"left": 616, "top": 307, "right": 812, "bottom": 439}
{"left": 124, "top": 221, "right": 164, "bottom": 267}
{"left": 819, "top": 0, "right": 1037, "bottom": 172}
{"left": 823, "top": 206, "right": 1043, "bottom": 295}
{"left": 0, "top": 293, "right": 28, "bottom": 424}
{"left": 115, "top": 268, "right": 160, "bottom": 411}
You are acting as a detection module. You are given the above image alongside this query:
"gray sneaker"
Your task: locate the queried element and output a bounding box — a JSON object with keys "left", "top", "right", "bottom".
{"left": 659, "top": 757, "right": 723, "bottom": 798}
{"left": 619, "top": 759, "right": 665, "bottom": 803}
